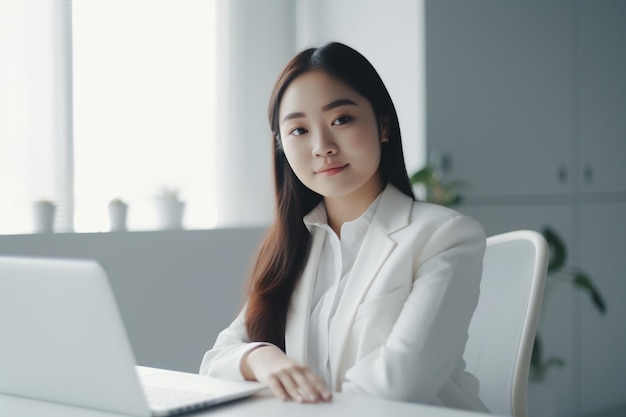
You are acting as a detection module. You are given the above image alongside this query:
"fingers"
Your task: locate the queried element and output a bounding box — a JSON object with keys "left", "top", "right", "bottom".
{"left": 265, "top": 365, "right": 332, "bottom": 403}
{"left": 292, "top": 368, "right": 332, "bottom": 402}
{"left": 264, "top": 372, "right": 290, "bottom": 402}
{"left": 277, "top": 370, "right": 306, "bottom": 402}
{"left": 304, "top": 371, "right": 333, "bottom": 402}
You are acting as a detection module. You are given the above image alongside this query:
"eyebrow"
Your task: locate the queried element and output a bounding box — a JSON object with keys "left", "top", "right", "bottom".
{"left": 322, "top": 98, "right": 358, "bottom": 112}
{"left": 281, "top": 98, "right": 358, "bottom": 124}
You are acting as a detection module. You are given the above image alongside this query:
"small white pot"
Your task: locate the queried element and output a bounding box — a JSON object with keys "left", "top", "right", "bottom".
{"left": 154, "top": 197, "right": 185, "bottom": 230}
{"left": 32, "top": 203, "right": 56, "bottom": 234}
{"left": 108, "top": 202, "right": 128, "bottom": 232}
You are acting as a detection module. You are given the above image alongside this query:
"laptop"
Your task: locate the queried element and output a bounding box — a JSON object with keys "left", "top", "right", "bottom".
{"left": 0, "top": 255, "right": 264, "bottom": 416}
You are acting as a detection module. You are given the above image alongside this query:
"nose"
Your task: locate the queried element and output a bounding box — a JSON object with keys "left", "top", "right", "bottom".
{"left": 312, "top": 127, "right": 338, "bottom": 157}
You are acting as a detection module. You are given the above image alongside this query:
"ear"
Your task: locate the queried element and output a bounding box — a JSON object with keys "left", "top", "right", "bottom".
{"left": 379, "top": 116, "right": 390, "bottom": 143}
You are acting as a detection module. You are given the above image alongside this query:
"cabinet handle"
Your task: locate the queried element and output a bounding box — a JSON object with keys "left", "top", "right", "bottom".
{"left": 584, "top": 165, "right": 593, "bottom": 183}
{"left": 429, "top": 151, "right": 452, "bottom": 174}
{"left": 558, "top": 166, "right": 568, "bottom": 184}
{"left": 440, "top": 152, "right": 452, "bottom": 173}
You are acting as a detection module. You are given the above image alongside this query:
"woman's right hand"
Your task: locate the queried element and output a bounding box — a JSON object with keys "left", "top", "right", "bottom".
{"left": 241, "top": 345, "right": 332, "bottom": 403}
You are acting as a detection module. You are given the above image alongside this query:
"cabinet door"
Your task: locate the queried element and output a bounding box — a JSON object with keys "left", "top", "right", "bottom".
{"left": 459, "top": 203, "right": 577, "bottom": 417}
{"left": 425, "top": 0, "right": 574, "bottom": 197}
{"left": 578, "top": 1, "right": 626, "bottom": 193}
{"left": 579, "top": 202, "right": 626, "bottom": 415}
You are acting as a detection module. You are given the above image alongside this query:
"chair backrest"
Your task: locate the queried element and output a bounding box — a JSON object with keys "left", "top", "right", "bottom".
{"left": 463, "top": 230, "right": 548, "bottom": 417}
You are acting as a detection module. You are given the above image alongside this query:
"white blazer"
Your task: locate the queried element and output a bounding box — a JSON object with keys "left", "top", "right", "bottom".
{"left": 200, "top": 185, "right": 488, "bottom": 412}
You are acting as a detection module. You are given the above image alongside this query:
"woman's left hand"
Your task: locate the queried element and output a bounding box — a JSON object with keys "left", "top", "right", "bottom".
{"left": 241, "top": 344, "right": 332, "bottom": 403}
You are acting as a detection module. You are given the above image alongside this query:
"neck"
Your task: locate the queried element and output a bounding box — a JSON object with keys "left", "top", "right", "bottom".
{"left": 324, "top": 177, "right": 385, "bottom": 237}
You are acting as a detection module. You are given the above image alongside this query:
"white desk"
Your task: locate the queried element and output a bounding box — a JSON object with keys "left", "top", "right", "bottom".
{"left": 1, "top": 391, "right": 493, "bottom": 417}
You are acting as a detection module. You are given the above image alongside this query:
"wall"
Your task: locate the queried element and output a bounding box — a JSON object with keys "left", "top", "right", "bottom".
{"left": 213, "top": 0, "right": 296, "bottom": 227}
{"left": 214, "top": 0, "right": 428, "bottom": 228}
{"left": 297, "top": 0, "right": 426, "bottom": 174}
{"left": 0, "top": 228, "right": 266, "bottom": 373}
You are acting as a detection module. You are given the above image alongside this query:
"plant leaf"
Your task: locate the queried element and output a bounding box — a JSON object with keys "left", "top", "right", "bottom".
{"left": 449, "top": 194, "right": 462, "bottom": 207}
{"left": 410, "top": 167, "right": 434, "bottom": 185}
{"left": 544, "top": 357, "right": 565, "bottom": 370}
{"left": 410, "top": 165, "right": 465, "bottom": 207}
{"left": 543, "top": 226, "right": 567, "bottom": 273}
{"left": 530, "top": 335, "right": 565, "bottom": 381}
{"left": 573, "top": 270, "right": 607, "bottom": 314}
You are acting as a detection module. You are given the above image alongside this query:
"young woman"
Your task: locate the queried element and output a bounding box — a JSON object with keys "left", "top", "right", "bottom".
{"left": 200, "top": 42, "right": 488, "bottom": 412}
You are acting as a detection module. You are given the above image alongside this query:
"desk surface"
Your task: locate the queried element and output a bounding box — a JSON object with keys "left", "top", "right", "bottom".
{"left": 1, "top": 391, "right": 492, "bottom": 417}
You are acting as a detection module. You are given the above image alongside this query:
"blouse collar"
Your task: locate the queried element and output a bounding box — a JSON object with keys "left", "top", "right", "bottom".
{"left": 303, "top": 188, "right": 384, "bottom": 235}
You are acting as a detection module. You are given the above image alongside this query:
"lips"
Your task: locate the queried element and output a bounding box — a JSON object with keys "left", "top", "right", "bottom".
{"left": 315, "top": 164, "right": 348, "bottom": 176}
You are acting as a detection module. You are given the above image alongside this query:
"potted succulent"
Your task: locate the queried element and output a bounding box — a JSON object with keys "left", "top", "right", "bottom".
{"left": 154, "top": 187, "right": 185, "bottom": 230}
{"left": 32, "top": 199, "right": 56, "bottom": 234}
{"left": 108, "top": 198, "right": 129, "bottom": 232}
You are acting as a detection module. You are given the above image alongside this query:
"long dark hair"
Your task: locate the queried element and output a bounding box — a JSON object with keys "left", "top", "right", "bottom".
{"left": 245, "top": 42, "right": 415, "bottom": 350}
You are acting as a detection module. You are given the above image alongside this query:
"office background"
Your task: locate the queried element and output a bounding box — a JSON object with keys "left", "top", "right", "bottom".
{"left": 0, "top": 1, "right": 624, "bottom": 416}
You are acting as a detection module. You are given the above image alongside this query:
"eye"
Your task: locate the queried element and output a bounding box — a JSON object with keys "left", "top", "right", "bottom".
{"left": 332, "top": 115, "right": 352, "bottom": 126}
{"left": 290, "top": 127, "right": 308, "bottom": 136}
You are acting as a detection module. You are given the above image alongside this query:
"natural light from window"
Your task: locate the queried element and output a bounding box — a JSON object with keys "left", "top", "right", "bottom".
{"left": 73, "top": 0, "right": 216, "bottom": 232}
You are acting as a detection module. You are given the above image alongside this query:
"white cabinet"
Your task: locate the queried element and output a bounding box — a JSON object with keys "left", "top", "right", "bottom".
{"left": 579, "top": 202, "right": 626, "bottom": 415}
{"left": 578, "top": 2, "right": 626, "bottom": 194}
{"left": 426, "top": 0, "right": 626, "bottom": 198}
{"left": 426, "top": 0, "right": 575, "bottom": 197}
{"left": 425, "top": 1, "right": 626, "bottom": 416}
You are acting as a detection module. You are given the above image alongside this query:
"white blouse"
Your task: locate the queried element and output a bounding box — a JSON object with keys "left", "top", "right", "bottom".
{"left": 302, "top": 195, "right": 382, "bottom": 388}
{"left": 197, "top": 195, "right": 381, "bottom": 386}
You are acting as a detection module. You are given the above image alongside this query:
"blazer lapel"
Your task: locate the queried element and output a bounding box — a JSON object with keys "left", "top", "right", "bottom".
{"left": 327, "top": 185, "right": 413, "bottom": 390}
{"left": 284, "top": 226, "right": 325, "bottom": 362}
{"left": 327, "top": 224, "right": 395, "bottom": 389}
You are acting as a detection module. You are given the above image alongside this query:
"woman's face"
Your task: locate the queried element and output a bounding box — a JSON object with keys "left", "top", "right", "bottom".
{"left": 278, "top": 70, "right": 385, "bottom": 202}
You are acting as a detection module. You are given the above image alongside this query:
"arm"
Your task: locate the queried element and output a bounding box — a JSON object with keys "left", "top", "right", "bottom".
{"left": 200, "top": 305, "right": 331, "bottom": 403}
{"left": 341, "top": 215, "right": 486, "bottom": 403}
{"left": 199, "top": 306, "right": 268, "bottom": 380}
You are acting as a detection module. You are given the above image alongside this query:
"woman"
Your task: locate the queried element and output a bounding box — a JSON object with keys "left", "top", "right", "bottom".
{"left": 200, "top": 42, "right": 488, "bottom": 412}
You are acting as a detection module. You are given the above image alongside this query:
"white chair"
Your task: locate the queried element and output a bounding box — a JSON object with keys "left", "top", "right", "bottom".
{"left": 463, "top": 230, "right": 549, "bottom": 417}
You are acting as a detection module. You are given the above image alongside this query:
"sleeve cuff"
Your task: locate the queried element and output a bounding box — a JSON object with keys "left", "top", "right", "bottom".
{"left": 204, "top": 342, "right": 272, "bottom": 380}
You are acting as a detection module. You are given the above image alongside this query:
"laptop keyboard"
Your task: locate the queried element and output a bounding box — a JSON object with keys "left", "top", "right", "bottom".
{"left": 144, "top": 385, "right": 215, "bottom": 408}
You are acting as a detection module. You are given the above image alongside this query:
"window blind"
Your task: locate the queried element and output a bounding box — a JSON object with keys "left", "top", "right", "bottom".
{"left": 0, "top": 0, "right": 73, "bottom": 234}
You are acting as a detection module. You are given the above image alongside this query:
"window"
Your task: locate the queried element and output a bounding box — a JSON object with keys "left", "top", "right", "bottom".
{"left": 72, "top": 0, "right": 217, "bottom": 232}
{"left": 0, "top": 0, "right": 73, "bottom": 234}
{"left": 0, "top": 0, "right": 217, "bottom": 235}
{"left": 1, "top": 0, "right": 301, "bottom": 234}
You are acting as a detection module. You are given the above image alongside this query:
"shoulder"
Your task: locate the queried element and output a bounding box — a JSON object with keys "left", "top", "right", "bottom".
{"left": 375, "top": 187, "right": 486, "bottom": 257}
{"left": 409, "top": 200, "right": 481, "bottom": 229}
{"left": 375, "top": 184, "right": 485, "bottom": 241}
{"left": 385, "top": 200, "right": 486, "bottom": 273}
{"left": 406, "top": 201, "right": 485, "bottom": 248}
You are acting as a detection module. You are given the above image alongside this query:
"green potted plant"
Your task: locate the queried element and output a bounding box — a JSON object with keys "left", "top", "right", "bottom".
{"left": 410, "top": 166, "right": 464, "bottom": 207}
{"left": 409, "top": 165, "right": 607, "bottom": 380}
